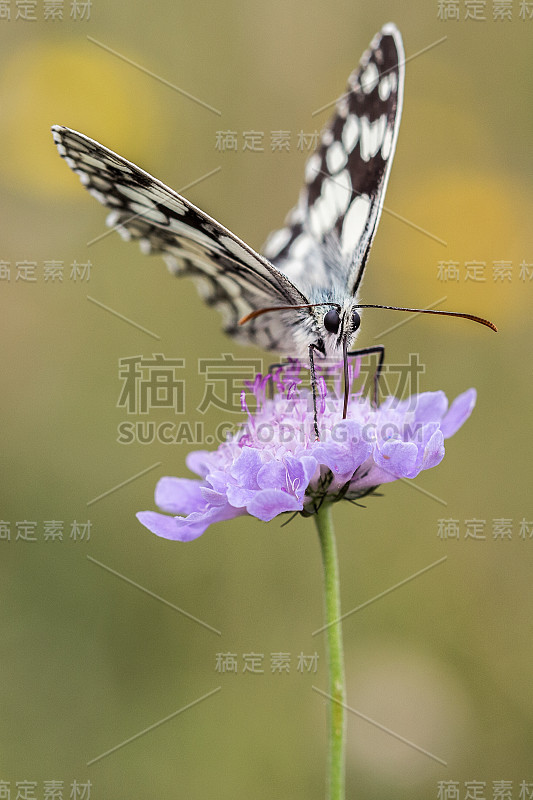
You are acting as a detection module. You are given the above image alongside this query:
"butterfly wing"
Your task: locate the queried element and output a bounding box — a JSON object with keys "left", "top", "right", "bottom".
{"left": 263, "top": 23, "right": 404, "bottom": 300}
{"left": 52, "top": 126, "right": 312, "bottom": 353}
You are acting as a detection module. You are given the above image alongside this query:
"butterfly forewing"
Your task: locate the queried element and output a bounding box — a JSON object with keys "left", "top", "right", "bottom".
{"left": 52, "top": 126, "right": 309, "bottom": 352}
{"left": 52, "top": 23, "right": 403, "bottom": 359}
{"left": 263, "top": 23, "right": 404, "bottom": 300}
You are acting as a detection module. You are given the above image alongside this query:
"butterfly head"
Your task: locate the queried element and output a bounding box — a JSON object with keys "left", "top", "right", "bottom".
{"left": 321, "top": 303, "right": 361, "bottom": 358}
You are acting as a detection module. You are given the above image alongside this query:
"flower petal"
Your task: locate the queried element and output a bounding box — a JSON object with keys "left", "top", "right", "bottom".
{"left": 412, "top": 391, "right": 448, "bottom": 424}
{"left": 137, "top": 502, "right": 243, "bottom": 542}
{"left": 170, "top": 505, "right": 243, "bottom": 540}
{"left": 374, "top": 438, "right": 419, "bottom": 477}
{"left": 257, "top": 461, "right": 287, "bottom": 490}
{"left": 155, "top": 477, "right": 204, "bottom": 514}
{"left": 349, "top": 460, "right": 397, "bottom": 490}
{"left": 246, "top": 489, "right": 303, "bottom": 522}
{"left": 200, "top": 486, "right": 228, "bottom": 506}
{"left": 185, "top": 450, "right": 212, "bottom": 478}
{"left": 229, "top": 447, "right": 262, "bottom": 489}
{"left": 256, "top": 454, "right": 318, "bottom": 501}
{"left": 135, "top": 510, "right": 201, "bottom": 541}
{"left": 440, "top": 388, "right": 477, "bottom": 438}
{"left": 226, "top": 484, "right": 257, "bottom": 508}
{"left": 285, "top": 454, "right": 318, "bottom": 499}
{"left": 421, "top": 428, "right": 445, "bottom": 471}
{"left": 310, "top": 425, "right": 371, "bottom": 479}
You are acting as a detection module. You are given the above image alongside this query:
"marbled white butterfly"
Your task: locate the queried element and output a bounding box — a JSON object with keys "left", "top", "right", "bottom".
{"left": 52, "top": 23, "right": 496, "bottom": 437}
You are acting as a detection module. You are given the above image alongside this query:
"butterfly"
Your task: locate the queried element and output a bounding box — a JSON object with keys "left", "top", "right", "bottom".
{"left": 52, "top": 23, "right": 496, "bottom": 437}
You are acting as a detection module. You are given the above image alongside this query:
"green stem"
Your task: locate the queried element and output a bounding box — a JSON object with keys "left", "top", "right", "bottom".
{"left": 315, "top": 502, "right": 346, "bottom": 800}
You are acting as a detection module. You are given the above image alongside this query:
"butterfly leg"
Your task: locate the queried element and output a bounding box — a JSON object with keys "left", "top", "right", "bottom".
{"left": 346, "top": 345, "right": 385, "bottom": 408}
{"left": 308, "top": 344, "right": 321, "bottom": 440}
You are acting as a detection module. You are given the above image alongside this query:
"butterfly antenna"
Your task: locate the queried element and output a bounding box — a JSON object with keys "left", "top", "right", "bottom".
{"left": 353, "top": 304, "right": 497, "bottom": 332}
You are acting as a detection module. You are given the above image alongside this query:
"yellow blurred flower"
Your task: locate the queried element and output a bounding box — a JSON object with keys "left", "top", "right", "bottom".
{"left": 0, "top": 41, "right": 168, "bottom": 198}
{"left": 376, "top": 170, "right": 533, "bottom": 321}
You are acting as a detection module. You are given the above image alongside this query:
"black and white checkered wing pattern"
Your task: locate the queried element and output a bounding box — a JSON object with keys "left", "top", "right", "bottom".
{"left": 263, "top": 23, "right": 404, "bottom": 300}
{"left": 52, "top": 126, "right": 310, "bottom": 352}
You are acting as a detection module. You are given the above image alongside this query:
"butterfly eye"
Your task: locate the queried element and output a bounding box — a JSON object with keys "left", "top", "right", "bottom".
{"left": 352, "top": 310, "right": 361, "bottom": 330}
{"left": 324, "top": 308, "right": 340, "bottom": 334}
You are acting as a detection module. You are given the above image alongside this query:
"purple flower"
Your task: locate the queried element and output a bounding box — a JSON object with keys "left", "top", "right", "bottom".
{"left": 137, "top": 362, "right": 476, "bottom": 541}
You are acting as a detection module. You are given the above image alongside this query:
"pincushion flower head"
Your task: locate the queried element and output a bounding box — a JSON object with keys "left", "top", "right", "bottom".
{"left": 137, "top": 360, "right": 477, "bottom": 542}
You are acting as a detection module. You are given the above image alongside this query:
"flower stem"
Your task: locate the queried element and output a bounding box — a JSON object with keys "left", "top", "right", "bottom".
{"left": 315, "top": 502, "right": 346, "bottom": 800}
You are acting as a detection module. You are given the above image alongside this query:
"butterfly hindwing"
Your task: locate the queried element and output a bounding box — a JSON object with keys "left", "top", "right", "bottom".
{"left": 52, "top": 126, "right": 310, "bottom": 352}
{"left": 263, "top": 23, "right": 404, "bottom": 300}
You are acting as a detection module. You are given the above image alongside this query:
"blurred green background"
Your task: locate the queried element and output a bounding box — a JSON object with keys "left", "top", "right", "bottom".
{"left": 1, "top": 2, "right": 532, "bottom": 798}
